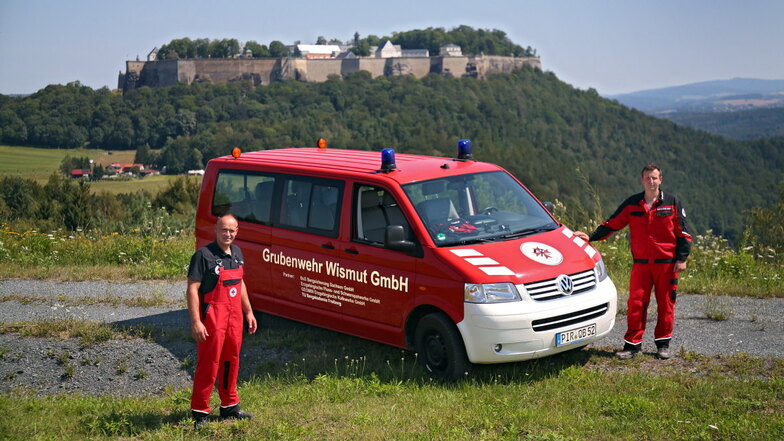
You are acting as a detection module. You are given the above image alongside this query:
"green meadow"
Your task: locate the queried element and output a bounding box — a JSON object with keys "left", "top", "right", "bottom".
{"left": 0, "top": 145, "right": 192, "bottom": 195}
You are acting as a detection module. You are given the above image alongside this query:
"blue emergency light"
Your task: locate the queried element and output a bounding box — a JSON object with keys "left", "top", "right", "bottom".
{"left": 457, "top": 139, "right": 473, "bottom": 160}
{"left": 380, "top": 148, "right": 396, "bottom": 172}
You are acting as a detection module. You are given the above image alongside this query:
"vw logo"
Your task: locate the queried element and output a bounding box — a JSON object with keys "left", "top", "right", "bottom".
{"left": 556, "top": 274, "right": 574, "bottom": 295}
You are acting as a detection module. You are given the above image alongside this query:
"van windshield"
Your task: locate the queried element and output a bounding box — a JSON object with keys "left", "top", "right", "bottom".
{"left": 402, "top": 171, "right": 558, "bottom": 246}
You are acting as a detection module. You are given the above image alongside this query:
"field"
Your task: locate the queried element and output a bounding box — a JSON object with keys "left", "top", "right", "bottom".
{"left": 0, "top": 314, "right": 782, "bottom": 440}
{"left": 0, "top": 145, "right": 194, "bottom": 195}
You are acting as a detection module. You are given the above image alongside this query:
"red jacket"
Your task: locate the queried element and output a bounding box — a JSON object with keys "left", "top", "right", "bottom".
{"left": 589, "top": 191, "right": 692, "bottom": 263}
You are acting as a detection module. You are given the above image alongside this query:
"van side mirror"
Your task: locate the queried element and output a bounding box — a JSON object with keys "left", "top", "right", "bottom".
{"left": 543, "top": 201, "right": 554, "bottom": 214}
{"left": 385, "top": 225, "right": 416, "bottom": 254}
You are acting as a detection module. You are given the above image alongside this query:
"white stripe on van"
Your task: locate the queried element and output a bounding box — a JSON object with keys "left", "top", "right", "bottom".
{"left": 479, "top": 266, "right": 515, "bottom": 276}
{"left": 465, "top": 257, "right": 499, "bottom": 266}
{"left": 450, "top": 249, "right": 482, "bottom": 257}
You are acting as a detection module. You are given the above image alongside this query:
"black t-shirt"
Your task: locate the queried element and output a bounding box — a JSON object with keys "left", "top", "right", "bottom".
{"left": 187, "top": 241, "right": 245, "bottom": 295}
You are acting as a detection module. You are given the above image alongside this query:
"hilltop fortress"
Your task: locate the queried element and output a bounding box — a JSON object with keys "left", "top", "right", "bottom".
{"left": 118, "top": 42, "right": 541, "bottom": 92}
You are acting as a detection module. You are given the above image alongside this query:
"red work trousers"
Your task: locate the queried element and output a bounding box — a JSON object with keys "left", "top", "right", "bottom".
{"left": 624, "top": 262, "right": 678, "bottom": 345}
{"left": 191, "top": 266, "right": 244, "bottom": 414}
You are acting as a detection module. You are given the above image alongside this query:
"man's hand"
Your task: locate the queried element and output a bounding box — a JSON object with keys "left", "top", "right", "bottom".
{"left": 574, "top": 231, "right": 589, "bottom": 242}
{"left": 245, "top": 311, "right": 258, "bottom": 334}
{"left": 192, "top": 320, "right": 209, "bottom": 342}
{"left": 675, "top": 261, "right": 687, "bottom": 272}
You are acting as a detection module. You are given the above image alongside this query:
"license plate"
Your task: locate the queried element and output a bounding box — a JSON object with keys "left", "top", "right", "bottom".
{"left": 556, "top": 323, "right": 596, "bottom": 346}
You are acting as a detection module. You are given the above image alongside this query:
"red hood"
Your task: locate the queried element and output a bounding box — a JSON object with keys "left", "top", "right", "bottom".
{"left": 439, "top": 226, "right": 601, "bottom": 283}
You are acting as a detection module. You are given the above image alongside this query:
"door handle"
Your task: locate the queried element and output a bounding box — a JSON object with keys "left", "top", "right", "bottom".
{"left": 321, "top": 243, "right": 335, "bottom": 250}
{"left": 345, "top": 248, "right": 359, "bottom": 255}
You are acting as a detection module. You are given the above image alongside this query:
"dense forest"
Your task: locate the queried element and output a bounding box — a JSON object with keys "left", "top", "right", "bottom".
{"left": 1, "top": 66, "right": 783, "bottom": 242}
{"left": 154, "top": 26, "right": 536, "bottom": 60}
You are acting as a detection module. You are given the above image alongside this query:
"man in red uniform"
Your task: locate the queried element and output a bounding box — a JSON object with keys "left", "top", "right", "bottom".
{"left": 187, "top": 214, "right": 258, "bottom": 427}
{"left": 576, "top": 164, "right": 691, "bottom": 360}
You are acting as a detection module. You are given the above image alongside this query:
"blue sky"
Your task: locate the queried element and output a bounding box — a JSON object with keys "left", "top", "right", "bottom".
{"left": 0, "top": 0, "right": 782, "bottom": 95}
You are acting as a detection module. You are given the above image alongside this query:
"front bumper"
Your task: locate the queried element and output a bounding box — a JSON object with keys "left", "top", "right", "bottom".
{"left": 456, "top": 277, "right": 618, "bottom": 364}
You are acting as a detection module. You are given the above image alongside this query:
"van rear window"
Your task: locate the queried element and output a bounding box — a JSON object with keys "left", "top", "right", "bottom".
{"left": 212, "top": 170, "right": 343, "bottom": 237}
{"left": 212, "top": 171, "right": 275, "bottom": 224}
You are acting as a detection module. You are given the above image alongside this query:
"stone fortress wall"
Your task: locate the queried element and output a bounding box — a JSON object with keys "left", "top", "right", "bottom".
{"left": 119, "top": 55, "right": 541, "bottom": 92}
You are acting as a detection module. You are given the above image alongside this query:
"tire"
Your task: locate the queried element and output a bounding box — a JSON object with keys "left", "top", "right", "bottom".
{"left": 414, "top": 313, "right": 470, "bottom": 380}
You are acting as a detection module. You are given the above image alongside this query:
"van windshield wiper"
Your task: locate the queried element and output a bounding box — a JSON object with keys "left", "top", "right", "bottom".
{"left": 497, "top": 226, "right": 556, "bottom": 240}
{"left": 453, "top": 237, "right": 495, "bottom": 245}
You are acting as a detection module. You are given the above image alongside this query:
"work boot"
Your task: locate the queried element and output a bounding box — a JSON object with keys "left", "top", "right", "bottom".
{"left": 220, "top": 404, "right": 253, "bottom": 420}
{"left": 656, "top": 343, "right": 672, "bottom": 359}
{"left": 616, "top": 343, "right": 642, "bottom": 360}
{"left": 192, "top": 410, "right": 209, "bottom": 429}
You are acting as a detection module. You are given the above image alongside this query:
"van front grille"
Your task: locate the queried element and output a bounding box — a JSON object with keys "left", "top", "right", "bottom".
{"left": 531, "top": 303, "right": 609, "bottom": 332}
{"left": 524, "top": 269, "right": 596, "bottom": 301}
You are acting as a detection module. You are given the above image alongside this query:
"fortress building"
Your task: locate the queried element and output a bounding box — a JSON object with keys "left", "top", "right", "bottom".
{"left": 118, "top": 43, "right": 541, "bottom": 93}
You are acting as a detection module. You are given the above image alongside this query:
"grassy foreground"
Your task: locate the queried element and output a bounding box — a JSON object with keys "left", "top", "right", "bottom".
{"left": 0, "top": 341, "right": 782, "bottom": 440}
{"left": 0, "top": 225, "right": 782, "bottom": 439}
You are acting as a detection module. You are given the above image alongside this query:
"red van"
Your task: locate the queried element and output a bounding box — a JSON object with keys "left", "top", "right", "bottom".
{"left": 195, "top": 142, "right": 617, "bottom": 379}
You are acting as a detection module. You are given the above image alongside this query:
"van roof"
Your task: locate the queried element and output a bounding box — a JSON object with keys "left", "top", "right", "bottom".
{"left": 209, "top": 148, "right": 503, "bottom": 184}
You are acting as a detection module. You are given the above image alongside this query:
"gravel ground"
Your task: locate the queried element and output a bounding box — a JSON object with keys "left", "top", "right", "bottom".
{"left": 0, "top": 279, "right": 782, "bottom": 396}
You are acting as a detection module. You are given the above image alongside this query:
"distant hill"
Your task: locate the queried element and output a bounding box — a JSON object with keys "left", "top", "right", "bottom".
{"left": 608, "top": 78, "right": 784, "bottom": 140}
{"left": 665, "top": 107, "right": 784, "bottom": 140}
{"left": 608, "top": 78, "right": 784, "bottom": 114}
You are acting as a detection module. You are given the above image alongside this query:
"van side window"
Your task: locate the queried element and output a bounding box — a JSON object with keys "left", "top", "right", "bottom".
{"left": 212, "top": 171, "right": 275, "bottom": 224}
{"left": 354, "top": 185, "right": 414, "bottom": 246}
{"left": 280, "top": 178, "right": 342, "bottom": 235}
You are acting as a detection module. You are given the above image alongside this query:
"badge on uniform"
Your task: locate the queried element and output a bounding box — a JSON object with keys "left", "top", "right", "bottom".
{"left": 229, "top": 287, "right": 238, "bottom": 297}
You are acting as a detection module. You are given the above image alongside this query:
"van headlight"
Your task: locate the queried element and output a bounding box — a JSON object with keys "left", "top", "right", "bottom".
{"left": 595, "top": 258, "right": 608, "bottom": 281}
{"left": 464, "top": 283, "right": 521, "bottom": 303}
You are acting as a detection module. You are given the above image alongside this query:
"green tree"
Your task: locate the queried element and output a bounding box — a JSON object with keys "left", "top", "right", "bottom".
{"left": 175, "top": 109, "right": 197, "bottom": 136}
{"left": 154, "top": 176, "right": 201, "bottom": 216}
{"left": 268, "top": 40, "right": 290, "bottom": 57}
{"left": 61, "top": 179, "right": 95, "bottom": 230}
{"left": 91, "top": 163, "right": 105, "bottom": 181}
{"left": 244, "top": 41, "right": 270, "bottom": 58}
{"left": 743, "top": 183, "right": 784, "bottom": 260}
{"left": 350, "top": 40, "right": 370, "bottom": 57}
{"left": 0, "top": 176, "right": 42, "bottom": 221}
{"left": 134, "top": 143, "right": 153, "bottom": 165}
{"left": 0, "top": 108, "right": 27, "bottom": 144}
{"left": 208, "top": 39, "right": 241, "bottom": 58}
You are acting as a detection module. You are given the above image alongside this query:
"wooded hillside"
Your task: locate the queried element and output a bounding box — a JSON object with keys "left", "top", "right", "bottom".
{"left": 1, "top": 68, "right": 782, "bottom": 241}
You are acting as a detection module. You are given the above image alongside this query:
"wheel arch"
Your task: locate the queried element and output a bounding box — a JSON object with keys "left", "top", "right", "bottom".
{"left": 405, "top": 303, "right": 463, "bottom": 351}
